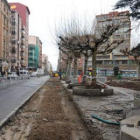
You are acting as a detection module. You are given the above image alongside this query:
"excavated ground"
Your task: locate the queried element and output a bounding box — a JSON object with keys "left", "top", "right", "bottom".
{"left": 106, "top": 80, "right": 140, "bottom": 91}
{"left": 0, "top": 78, "right": 92, "bottom": 140}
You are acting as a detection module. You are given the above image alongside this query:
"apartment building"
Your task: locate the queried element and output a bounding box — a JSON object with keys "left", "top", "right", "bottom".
{"left": 28, "top": 36, "right": 42, "bottom": 70}
{"left": 42, "top": 54, "right": 48, "bottom": 73}
{"left": 94, "top": 11, "right": 131, "bottom": 70}
{"left": 9, "top": 3, "right": 30, "bottom": 69}
{"left": 0, "top": 0, "right": 11, "bottom": 75}
{"left": 47, "top": 61, "right": 52, "bottom": 73}
{"left": 10, "top": 10, "right": 22, "bottom": 71}
{"left": 38, "top": 40, "right": 42, "bottom": 68}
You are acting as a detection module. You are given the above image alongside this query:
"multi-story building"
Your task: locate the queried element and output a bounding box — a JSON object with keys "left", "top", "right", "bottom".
{"left": 28, "top": 36, "right": 42, "bottom": 71}
{"left": 93, "top": 11, "right": 131, "bottom": 70}
{"left": 58, "top": 50, "right": 84, "bottom": 74}
{"left": 0, "top": 0, "right": 11, "bottom": 76}
{"left": 47, "top": 61, "right": 52, "bottom": 73}
{"left": 10, "top": 10, "right": 22, "bottom": 71}
{"left": 57, "top": 51, "right": 67, "bottom": 72}
{"left": 38, "top": 40, "right": 42, "bottom": 68}
{"left": 42, "top": 54, "right": 48, "bottom": 73}
{"left": 9, "top": 3, "right": 30, "bottom": 69}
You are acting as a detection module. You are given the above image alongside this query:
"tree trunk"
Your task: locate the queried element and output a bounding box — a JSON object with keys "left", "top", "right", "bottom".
{"left": 137, "top": 61, "right": 140, "bottom": 78}
{"left": 73, "top": 58, "right": 78, "bottom": 77}
{"left": 84, "top": 55, "right": 88, "bottom": 75}
{"left": 66, "top": 59, "right": 72, "bottom": 81}
{"left": 82, "top": 55, "right": 88, "bottom": 83}
{"left": 91, "top": 50, "right": 97, "bottom": 86}
{"left": 66, "top": 61, "right": 69, "bottom": 76}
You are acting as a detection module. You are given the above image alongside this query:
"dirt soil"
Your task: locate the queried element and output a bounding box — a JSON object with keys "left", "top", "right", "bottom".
{"left": 0, "top": 78, "right": 92, "bottom": 140}
{"left": 106, "top": 80, "right": 140, "bottom": 91}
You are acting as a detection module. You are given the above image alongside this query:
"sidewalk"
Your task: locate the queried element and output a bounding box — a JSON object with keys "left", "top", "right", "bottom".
{"left": 0, "top": 76, "right": 50, "bottom": 129}
{"left": 62, "top": 81, "right": 136, "bottom": 140}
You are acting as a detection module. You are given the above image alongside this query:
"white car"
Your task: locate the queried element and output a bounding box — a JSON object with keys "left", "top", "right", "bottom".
{"left": 7, "top": 72, "right": 18, "bottom": 79}
{"left": 19, "top": 70, "right": 30, "bottom": 79}
{"left": 30, "top": 72, "right": 37, "bottom": 77}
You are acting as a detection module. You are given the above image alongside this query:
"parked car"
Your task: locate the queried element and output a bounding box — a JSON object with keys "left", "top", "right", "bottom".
{"left": 53, "top": 71, "right": 59, "bottom": 77}
{"left": 30, "top": 72, "right": 37, "bottom": 77}
{"left": 19, "top": 70, "right": 30, "bottom": 79}
{"left": 7, "top": 72, "right": 18, "bottom": 80}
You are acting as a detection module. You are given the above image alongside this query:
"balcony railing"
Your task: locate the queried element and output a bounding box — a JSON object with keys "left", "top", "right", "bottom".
{"left": 11, "top": 31, "right": 16, "bottom": 35}
{"left": 20, "top": 53, "right": 25, "bottom": 56}
{"left": 11, "top": 49, "right": 16, "bottom": 54}
{"left": 21, "top": 45, "right": 25, "bottom": 48}
{"left": 11, "top": 59, "right": 16, "bottom": 63}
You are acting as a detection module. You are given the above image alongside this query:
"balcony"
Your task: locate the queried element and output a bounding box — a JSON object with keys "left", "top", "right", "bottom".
{"left": 12, "top": 20, "right": 16, "bottom": 25}
{"left": 11, "top": 31, "right": 16, "bottom": 35}
{"left": 20, "top": 45, "right": 25, "bottom": 52}
{"left": 21, "top": 38, "right": 25, "bottom": 45}
{"left": 20, "top": 59, "right": 25, "bottom": 63}
{"left": 21, "top": 45, "right": 25, "bottom": 48}
{"left": 21, "top": 48, "right": 25, "bottom": 52}
{"left": 11, "top": 40, "right": 16, "bottom": 44}
{"left": 20, "top": 59, "right": 26, "bottom": 66}
{"left": 11, "top": 59, "right": 16, "bottom": 63}
{"left": 21, "top": 32, "right": 25, "bottom": 38}
{"left": 21, "top": 52, "right": 25, "bottom": 56}
{"left": 20, "top": 53, "right": 25, "bottom": 58}
{"left": 11, "top": 49, "right": 16, "bottom": 54}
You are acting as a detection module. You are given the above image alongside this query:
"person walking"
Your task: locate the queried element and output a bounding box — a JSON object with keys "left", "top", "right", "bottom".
{"left": 59, "top": 70, "right": 62, "bottom": 80}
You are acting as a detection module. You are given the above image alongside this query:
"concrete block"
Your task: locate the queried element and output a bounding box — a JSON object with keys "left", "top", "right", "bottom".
{"left": 133, "top": 93, "right": 140, "bottom": 108}
{"left": 134, "top": 93, "right": 140, "bottom": 99}
{"left": 120, "top": 115, "right": 140, "bottom": 140}
{"left": 67, "top": 83, "right": 88, "bottom": 89}
{"left": 65, "top": 80, "right": 71, "bottom": 84}
{"left": 121, "top": 126, "right": 139, "bottom": 140}
{"left": 124, "top": 108, "right": 140, "bottom": 119}
{"left": 134, "top": 98, "right": 140, "bottom": 108}
{"left": 73, "top": 87, "right": 113, "bottom": 96}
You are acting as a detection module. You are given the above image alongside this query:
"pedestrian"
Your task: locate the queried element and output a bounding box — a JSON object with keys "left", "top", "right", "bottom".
{"left": 89, "top": 71, "right": 92, "bottom": 76}
{"left": 59, "top": 70, "right": 62, "bottom": 80}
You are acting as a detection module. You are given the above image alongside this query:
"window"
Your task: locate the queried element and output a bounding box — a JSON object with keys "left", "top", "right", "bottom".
{"left": 12, "top": 20, "right": 16, "bottom": 25}
{"left": 11, "top": 49, "right": 16, "bottom": 53}
{"left": 11, "top": 40, "right": 16, "bottom": 44}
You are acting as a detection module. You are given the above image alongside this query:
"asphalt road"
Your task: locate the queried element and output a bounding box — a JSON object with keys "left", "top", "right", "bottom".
{"left": 0, "top": 76, "right": 50, "bottom": 122}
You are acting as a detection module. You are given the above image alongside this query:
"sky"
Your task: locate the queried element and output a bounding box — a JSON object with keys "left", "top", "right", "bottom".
{"left": 7, "top": 0, "right": 121, "bottom": 70}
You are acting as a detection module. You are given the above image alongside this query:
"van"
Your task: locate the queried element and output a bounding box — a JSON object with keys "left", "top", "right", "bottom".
{"left": 19, "top": 70, "right": 30, "bottom": 79}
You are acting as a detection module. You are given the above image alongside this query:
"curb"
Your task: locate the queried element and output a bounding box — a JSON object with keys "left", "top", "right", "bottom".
{"left": 62, "top": 83, "right": 95, "bottom": 137}
{"left": 0, "top": 78, "right": 49, "bottom": 130}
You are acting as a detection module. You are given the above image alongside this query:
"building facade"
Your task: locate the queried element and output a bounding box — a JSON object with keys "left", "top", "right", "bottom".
{"left": 42, "top": 54, "right": 48, "bottom": 73}
{"left": 38, "top": 40, "right": 42, "bottom": 68}
{"left": 0, "top": 0, "right": 11, "bottom": 76}
{"left": 47, "top": 61, "right": 52, "bottom": 73}
{"left": 94, "top": 11, "right": 131, "bottom": 70}
{"left": 28, "top": 36, "right": 42, "bottom": 71}
{"left": 9, "top": 3, "right": 30, "bottom": 69}
{"left": 10, "top": 10, "right": 22, "bottom": 71}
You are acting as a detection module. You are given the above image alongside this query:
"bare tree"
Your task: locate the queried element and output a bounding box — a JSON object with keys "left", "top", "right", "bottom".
{"left": 55, "top": 13, "right": 125, "bottom": 87}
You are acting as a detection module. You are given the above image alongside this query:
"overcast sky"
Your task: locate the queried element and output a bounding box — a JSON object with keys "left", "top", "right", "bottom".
{"left": 8, "top": 0, "right": 121, "bottom": 70}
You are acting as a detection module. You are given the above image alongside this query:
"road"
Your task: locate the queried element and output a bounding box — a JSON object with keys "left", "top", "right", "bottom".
{"left": 0, "top": 76, "right": 50, "bottom": 123}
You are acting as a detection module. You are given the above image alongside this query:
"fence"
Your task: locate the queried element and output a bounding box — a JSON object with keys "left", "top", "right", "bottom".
{"left": 97, "top": 69, "right": 137, "bottom": 78}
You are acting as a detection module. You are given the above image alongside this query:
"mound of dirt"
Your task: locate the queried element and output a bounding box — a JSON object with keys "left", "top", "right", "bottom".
{"left": 106, "top": 81, "right": 140, "bottom": 91}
